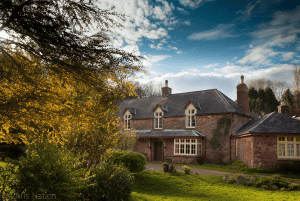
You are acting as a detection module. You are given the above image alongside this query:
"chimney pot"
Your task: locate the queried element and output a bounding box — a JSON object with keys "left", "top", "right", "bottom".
{"left": 240, "top": 75, "right": 244, "bottom": 84}
{"left": 162, "top": 80, "right": 171, "bottom": 97}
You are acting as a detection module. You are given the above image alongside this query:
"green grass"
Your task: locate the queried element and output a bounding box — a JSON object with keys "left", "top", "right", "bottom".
{"left": 147, "top": 161, "right": 300, "bottom": 180}
{"left": 130, "top": 170, "right": 300, "bottom": 201}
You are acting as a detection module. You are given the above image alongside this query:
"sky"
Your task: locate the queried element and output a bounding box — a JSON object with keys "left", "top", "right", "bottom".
{"left": 91, "top": 0, "right": 299, "bottom": 101}
{"left": 1, "top": 0, "right": 299, "bottom": 101}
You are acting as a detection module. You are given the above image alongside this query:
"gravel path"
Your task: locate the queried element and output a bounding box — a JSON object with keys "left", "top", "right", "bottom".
{"left": 144, "top": 163, "right": 282, "bottom": 179}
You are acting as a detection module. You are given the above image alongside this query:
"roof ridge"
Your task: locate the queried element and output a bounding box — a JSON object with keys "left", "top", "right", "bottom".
{"left": 215, "top": 89, "right": 235, "bottom": 111}
{"left": 250, "top": 112, "right": 276, "bottom": 132}
{"left": 170, "top": 88, "right": 218, "bottom": 95}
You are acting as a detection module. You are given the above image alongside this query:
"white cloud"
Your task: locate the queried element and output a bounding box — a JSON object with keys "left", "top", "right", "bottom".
{"left": 238, "top": 35, "right": 296, "bottom": 66}
{"left": 232, "top": 56, "right": 238, "bottom": 60}
{"left": 236, "top": 0, "right": 260, "bottom": 21}
{"left": 149, "top": 43, "right": 163, "bottom": 50}
{"left": 177, "top": 50, "right": 183, "bottom": 54}
{"left": 251, "top": 6, "right": 300, "bottom": 39}
{"left": 167, "top": 45, "right": 178, "bottom": 50}
{"left": 187, "top": 24, "right": 236, "bottom": 40}
{"left": 203, "top": 63, "right": 218, "bottom": 68}
{"left": 178, "top": 0, "right": 214, "bottom": 9}
{"left": 142, "top": 55, "right": 171, "bottom": 67}
{"left": 183, "top": 20, "right": 191, "bottom": 25}
{"left": 93, "top": 0, "right": 182, "bottom": 56}
{"left": 281, "top": 52, "right": 296, "bottom": 61}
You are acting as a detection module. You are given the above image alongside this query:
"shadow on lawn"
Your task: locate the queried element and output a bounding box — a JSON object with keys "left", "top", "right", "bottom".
{"left": 132, "top": 171, "right": 239, "bottom": 201}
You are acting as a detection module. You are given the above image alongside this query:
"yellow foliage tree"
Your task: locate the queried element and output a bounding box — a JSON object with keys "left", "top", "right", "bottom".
{"left": 0, "top": 52, "right": 143, "bottom": 169}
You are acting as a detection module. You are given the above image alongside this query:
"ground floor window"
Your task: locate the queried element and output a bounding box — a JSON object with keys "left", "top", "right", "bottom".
{"left": 174, "top": 139, "right": 202, "bottom": 155}
{"left": 277, "top": 136, "right": 300, "bottom": 158}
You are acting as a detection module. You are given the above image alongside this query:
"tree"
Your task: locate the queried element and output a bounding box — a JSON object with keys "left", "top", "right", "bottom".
{"left": 246, "top": 78, "right": 289, "bottom": 102}
{"left": 248, "top": 86, "right": 279, "bottom": 116}
{"left": 293, "top": 65, "right": 300, "bottom": 116}
{"left": 264, "top": 87, "right": 280, "bottom": 114}
{"left": 123, "top": 81, "right": 161, "bottom": 100}
{"left": 282, "top": 88, "right": 295, "bottom": 106}
{"left": 0, "top": 0, "right": 144, "bottom": 94}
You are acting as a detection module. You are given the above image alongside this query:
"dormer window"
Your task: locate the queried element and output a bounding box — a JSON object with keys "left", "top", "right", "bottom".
{"left": 186, "top": 109, "right": 196, "bottom": 128}
{"left": 154, "top": 112, "right": 163, "bottom": 129}
{"left": 124, "top": 114, "right": 132, "bottom": 130}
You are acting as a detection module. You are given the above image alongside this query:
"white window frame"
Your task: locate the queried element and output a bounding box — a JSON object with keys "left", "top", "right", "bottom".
{"left": 186, "top": 107, "right": 196, "bottom": 128}
{"left": 174, "top": 139, "right": 202, "bottom": 155}
{"left": 124, "top": 114, "right": 132, "bottom": 130}
{"left": 277, "top": 136, "right": 300, "bottom": 159}
{"left": 154, "top": 112, "right": 163, "bottom": 129}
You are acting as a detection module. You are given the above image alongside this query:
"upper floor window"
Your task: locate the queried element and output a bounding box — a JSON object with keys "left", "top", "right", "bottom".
{"left": 154, "top": 112, "right": 163, "bottom": 129}
{"left": 186, "top": 109, "right": 196, "bottom": 128}
{"left": 277, "top": 136, "right": 300, "bottom": 159}
{"left": 124, "top": 114, "right": 132, "bottom": 130}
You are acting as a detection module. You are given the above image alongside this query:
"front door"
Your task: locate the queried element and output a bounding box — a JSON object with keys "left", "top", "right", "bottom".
{"left": 154, "top": 142, "right": 162, "bottom": 161}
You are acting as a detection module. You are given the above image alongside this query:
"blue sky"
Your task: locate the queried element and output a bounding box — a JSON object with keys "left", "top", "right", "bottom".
{"left": 91, "top": 0, "right": 299, "bottom": 101}
{"left": 1, "top": 0, "right": 299, "bottom": 101}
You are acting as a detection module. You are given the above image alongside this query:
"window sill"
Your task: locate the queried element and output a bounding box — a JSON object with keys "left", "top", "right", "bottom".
{"left": 277, "top": 158, "right": 300, "bottom": 161}
{"left": 173, "top": 154, "right": 198, "bottom": 157}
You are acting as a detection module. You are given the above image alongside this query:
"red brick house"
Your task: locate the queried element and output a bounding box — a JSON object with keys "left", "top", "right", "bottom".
{"left": 117, "top": 76, "right": 300, "bottom": 168}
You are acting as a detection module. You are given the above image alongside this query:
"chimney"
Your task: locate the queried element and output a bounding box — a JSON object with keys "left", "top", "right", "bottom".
{"left": 278, "top": 104, "right": 290, "bottom": 116}
{"left": 162, "top": 80, "right": 172, "bottom": 97}
{"left": 236, "top": 75, "right": 250, "bottom": 114}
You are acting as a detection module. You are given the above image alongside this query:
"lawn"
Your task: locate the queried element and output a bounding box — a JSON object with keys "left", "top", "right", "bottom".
{"left": 147, "top": 161, "right": 300, "bottom": 180}
{"left": 130, "top": 170, "right": 300, "bottom": 201}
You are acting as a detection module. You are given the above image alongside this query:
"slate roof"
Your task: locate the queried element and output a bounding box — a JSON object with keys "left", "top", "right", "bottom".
{"left": 233, "top": 111, "right": 300, "bottom": 135}
{"left": 117, "top": 89, "right": 257, "bottom": 119}
{"left": 132, "top": 129, "right": 206, "bottom": 138}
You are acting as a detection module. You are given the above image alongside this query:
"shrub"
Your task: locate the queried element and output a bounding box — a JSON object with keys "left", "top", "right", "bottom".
{"left": 288, "top": 183, "right": 300, "bottom": 191}
{"left": 108, "top": 150, "right": 146, "bottom": 173}
{"left": 13, "top": 141, "right": 88, "bottom": 201}
{"left": 231, "top": 159, "right": 247, "bottom": 168}
{"left": 84, "top": 162, "right": 134, "bottom": 201}
{"left": 163, "top": 163, "right": 176, "bottom": 173}
{"left": 182, "top": 166, "right": 191, "bottom": 175}
{"left": 277, "top": 162, "right": 300, "bottom": 174}
{"left": 0, "top": 163, "right": 18, "bottom": 200}
{"left": 163, "top": 162, "right": 169, "bottom": 173}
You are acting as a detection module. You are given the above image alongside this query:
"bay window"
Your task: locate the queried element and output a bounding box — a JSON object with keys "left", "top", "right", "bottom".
{"left": 174, "top": 139, "right": 202, "bottom": 155}
{"left": 277, "top": 136, "right": 300, "bottom": 158}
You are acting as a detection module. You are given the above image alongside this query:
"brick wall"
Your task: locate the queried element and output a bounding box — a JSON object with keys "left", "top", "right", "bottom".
{"left": 131, "top": 119, "right": 152, "bottom": 130}
{"left": 234, "top": 135, "right": 278, "bottom": 169}
{"left": 126, "top": 112, "right": 253, "bottom": 165}
{"left": 233, "top": 137, "right": 254, "bottom": 167}
{"left": 252, "top": 135, "right": 277, "bottom": 168}
{"left": 133, "top": 139, "right": 152, "bottom": 161}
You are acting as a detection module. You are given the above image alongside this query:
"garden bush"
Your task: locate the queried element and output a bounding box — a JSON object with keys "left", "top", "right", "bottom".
{"left": 0, "top": 163, "right": 18, "bottom": 200}
{"left": 84, "top": 162, "right": 134, "bottom": 201}
{"left": 107, "top": 150, "right": 146, "bottom": 173}
{"left": 277, "top": 162, "right": 300, "bottom": 174}
{"left": 13, "top": 141, "right": 88, "bottom": 201}
{"left": 182, "top": 166, "right": 191, "bottom": 175}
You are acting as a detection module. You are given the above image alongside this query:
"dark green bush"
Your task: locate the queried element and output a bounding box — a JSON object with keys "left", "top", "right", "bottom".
{"left": 13, "top": 141, "right": 88, "bottom": 201}
{"left": 0, "top": 163, "right": 18, "bottom": 200}
{"left": 277, "top": 162, "right": 300, "bottom": 174}
{"left": 84, "top": 162, "right": 134, "bottom": 201}
{"left": 108, "top": 150, "right": 146, "bottom": 173}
